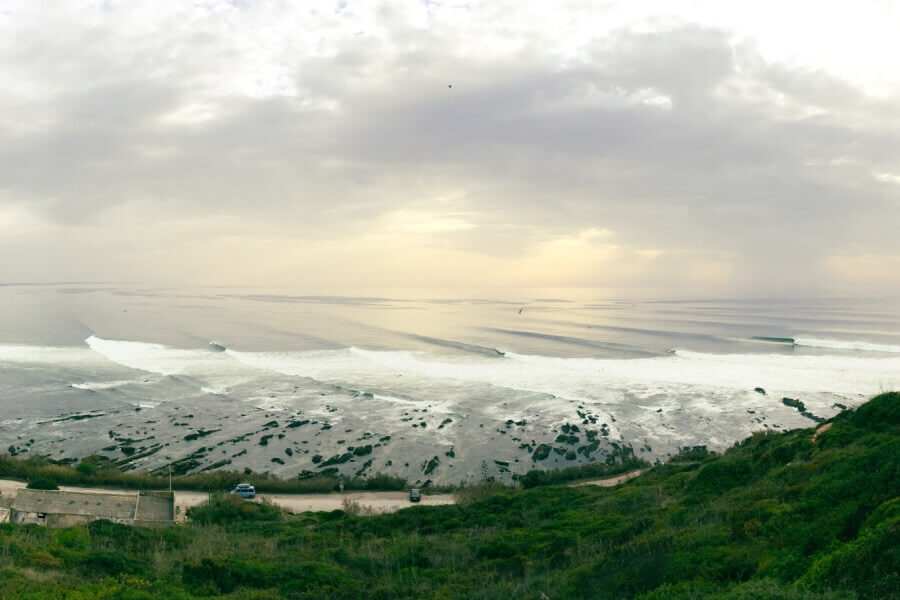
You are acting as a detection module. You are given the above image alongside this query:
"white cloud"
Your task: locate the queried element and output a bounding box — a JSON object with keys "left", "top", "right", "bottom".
{"left": 873, "top": 171, "right": 900, "bottom": 185}
{"left": 0, "top": 1, "right": 897, "bottom": 294}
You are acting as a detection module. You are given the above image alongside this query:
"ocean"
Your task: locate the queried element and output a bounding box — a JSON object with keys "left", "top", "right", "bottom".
{"left": 1, "top": 284, "right": 898, "bottom": 485}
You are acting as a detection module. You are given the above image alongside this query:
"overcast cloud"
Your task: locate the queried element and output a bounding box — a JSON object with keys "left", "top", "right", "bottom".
{"left": 0, "top": 1, "right": 898, "bottom": 296}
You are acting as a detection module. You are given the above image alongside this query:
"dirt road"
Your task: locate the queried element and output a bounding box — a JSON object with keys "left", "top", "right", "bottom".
{"left": 0, "top": 469, "right": 644, "bottom": 520}
{"left": 0, "top": 479, "right": 453, "bottom": 519}
{"left": 572, "top": 469, "right": 647, "bottom": 487}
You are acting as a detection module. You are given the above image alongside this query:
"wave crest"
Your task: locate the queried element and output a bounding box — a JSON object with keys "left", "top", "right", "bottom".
{"left": 794, "top": 337, "right": 900, "bottom": 354}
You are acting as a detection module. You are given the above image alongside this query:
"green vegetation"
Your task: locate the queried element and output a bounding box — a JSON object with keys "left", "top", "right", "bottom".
{"left": 519, "top": 455, "right": 647, "bottom": 488}
{"left": 0, "top": 392, "right": 896, "bottom": 599}
{"left": 0, "top": 453, "right": 407, "bottom": 495}
{"left": 25, "top": 478, "right": 58, "bottom": 490}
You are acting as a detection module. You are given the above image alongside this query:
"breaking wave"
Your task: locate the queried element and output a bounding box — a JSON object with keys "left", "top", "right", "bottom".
{"left": 228, "top": 344, "right": 900, "bottom": 400}
{"left": 4, "top": 336, "right": 897, "bottom": 410}
{"left": 71, "top": 378, "right": 156, "bottom": 391}
{"left": 85, "top": 335, "right": 250, "bottom": 376}
{"left": 793, "top": 337, "right": 900, "bottom": 354}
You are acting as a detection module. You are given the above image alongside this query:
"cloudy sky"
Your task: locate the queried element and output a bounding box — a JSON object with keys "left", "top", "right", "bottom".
{"left": 1, "top": 1, "right": 898, "bottom": 297}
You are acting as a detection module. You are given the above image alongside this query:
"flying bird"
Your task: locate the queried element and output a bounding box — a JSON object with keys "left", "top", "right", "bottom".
{"left": 518, "top": 307, "right": 525, "bottom": 314}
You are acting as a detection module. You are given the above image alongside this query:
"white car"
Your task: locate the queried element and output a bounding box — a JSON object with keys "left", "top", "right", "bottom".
{"left": 230, "top": 483, "right": 256, "bottom": 498}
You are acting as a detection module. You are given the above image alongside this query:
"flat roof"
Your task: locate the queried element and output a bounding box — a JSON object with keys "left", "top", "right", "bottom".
{"left": 12, "top": 489, "right": 138, "bottom": 520}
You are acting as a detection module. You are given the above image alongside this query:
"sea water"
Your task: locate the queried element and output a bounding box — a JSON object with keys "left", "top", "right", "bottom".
{"left": 1, "top": 284, "right": 898, "bottom": 484}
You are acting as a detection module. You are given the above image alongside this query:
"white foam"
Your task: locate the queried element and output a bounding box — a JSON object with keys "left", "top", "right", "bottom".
{"left": 85, "top": 335, "right": 253, "bottom": 378}
{"left": 72, "top": 379, "right": 155, "bottom": 391}
{"left": 228, "top": 345, "right": 900, "bottom": 402}
{"left": 0, "top": 344, "right": 100, "bottom": 366}
{"left": 794, "top": 337, "right": 900, "bottom": 353}
{"left": 12, "top": 336, "right": 895, "bottom": 425}
{"left": 200, "top": 386, "right": 228, "bottom": 396}
{"left": 373, "top": 393, "right": 421, "bottom": 406}
{"left": 666, "top": 349, "right": 899, "bottom": 394}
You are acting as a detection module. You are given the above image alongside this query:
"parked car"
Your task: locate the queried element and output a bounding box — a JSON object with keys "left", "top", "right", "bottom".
{"left": 230, "top": 483, "right": 256, "bottom": 498}
{"left": 409, "top": 488, "right": 421, "bottom": 503}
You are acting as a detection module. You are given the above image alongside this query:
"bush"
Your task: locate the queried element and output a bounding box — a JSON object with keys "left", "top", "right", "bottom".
{"left": 182, "top": 557, "right": 273, "bottom": 593}
{"left": 671, "top": 445, "right": 717, "bottom": 462}
{"left": 186, "top": 493, "right": 282, "bottom": 524}
{"left": 520, "top": 457, "right": 647, "bottom": 488}
{"left": 75, "top": 461, "right": 96, "bottom": 476}
{"left": 279, "top": 562, "right": 360, "bottom": 599}
{"left": 799, "top": 509, "right": 900, "bottom": 599}
{"left": 26, "top": 478, "right": 58, "bottom": 490}
{"left": 691, "top": 458, "right": 753, "bottom": 494}
{"left": 81, "top": 550, "right": 147, "bottom": 577}
{"left": 454, "top": 479, "right": 512, "bottom": 503}
{"left": 850, "top": 391, "right": 899, "bottom": 432}
{"left": 0, "top": 454, "right": 407, "bottom": 495}
{"left": 343, "top": 472, "right": 406, "bottom": 491}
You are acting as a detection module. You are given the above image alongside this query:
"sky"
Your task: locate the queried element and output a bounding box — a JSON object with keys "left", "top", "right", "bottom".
{"left": 0, "top": 0, "right": 898, "bottom": 297}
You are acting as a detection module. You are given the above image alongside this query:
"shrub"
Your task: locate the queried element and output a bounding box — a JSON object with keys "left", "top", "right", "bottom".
{"left": 520, "top": 457, "right": 647, "bottom": 488}
{"left": 186, "top": 493, "right": 282, "bottom": 524}
{"left": 343, "top": 472, "right": 406, "bottom": 491}
{"left": 454, "top": 479, "right": 512, "bottom": 504}
{"left": 671, "top": 445, "right": 716, "bottom": 462}
{"left": 279, "top": 562, "right": 360, "bottom": 599}
{"left": 691, "top": 458, "right": 753, "bottom": 494}
{"left": 75, "top": 461, "right": 96, "bottom": 476}
{"left": 26, "top": 478, "right": 58, "bottom": 490}
{"left": 850, "top": 391, "right": 900, "bottom": 432}
{"left": 53, "top": 526, "right": 90, "bottom": 550}
{"left": 81, "top": 550, "right": 146, "bottom": 577}
{"left": 182, "top": 557, "right": 273, "bottom": 593}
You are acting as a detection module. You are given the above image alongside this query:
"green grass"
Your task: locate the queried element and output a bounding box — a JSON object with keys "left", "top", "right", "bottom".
{"left": 0, "top": 392, "right": 896, "bottom": 599}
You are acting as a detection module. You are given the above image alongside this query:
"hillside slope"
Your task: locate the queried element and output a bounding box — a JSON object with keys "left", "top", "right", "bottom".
{"left": 0, "top": 392, "right": 897, "bottom": 599}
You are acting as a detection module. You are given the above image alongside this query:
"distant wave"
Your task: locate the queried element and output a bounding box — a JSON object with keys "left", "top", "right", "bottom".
{"left": 485, "top": 328, "right": 658, "bottom": 357}
{"left": 794, "top": 337, "right": 900, "bottom": 354}
{"left": 751, "top": 336, "right": 796, "bottom": 345}
{"left": 405, "top": 334, "right": 505, "bottom": 357}
{"left": 748, "top": 336, "right": 900, "bottom": 354}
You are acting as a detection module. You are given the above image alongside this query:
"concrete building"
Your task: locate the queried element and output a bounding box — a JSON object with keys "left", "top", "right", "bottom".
{"left": 8, "top": 489, "right": 174, "bottom": 527}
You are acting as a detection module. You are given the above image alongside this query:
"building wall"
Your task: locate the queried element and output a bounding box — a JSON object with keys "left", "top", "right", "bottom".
{"left": 9, "top": 509, "right": 164, "bottom": 527}
{"left": 46, "top": 513, "right": 93, "bottom": 528}
{"left": 10, "top": 510, "right": 42, "bottom": 525}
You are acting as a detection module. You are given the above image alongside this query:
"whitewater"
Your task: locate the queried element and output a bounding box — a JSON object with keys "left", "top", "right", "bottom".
{"left": 1, "top": 285, "right": 898, "bottom": 484}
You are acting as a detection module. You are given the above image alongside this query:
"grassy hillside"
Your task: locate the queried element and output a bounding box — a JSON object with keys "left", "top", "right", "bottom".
{"left": 0, "top": 392, "right": 896, "bottom": 599}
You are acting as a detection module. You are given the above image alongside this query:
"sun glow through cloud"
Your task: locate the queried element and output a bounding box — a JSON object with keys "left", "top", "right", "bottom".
{"left": 0, "top": 0, "right": 897, "bottom": 296}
